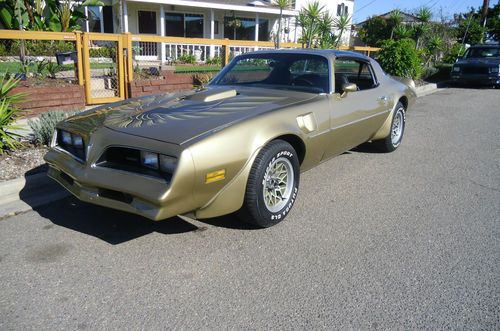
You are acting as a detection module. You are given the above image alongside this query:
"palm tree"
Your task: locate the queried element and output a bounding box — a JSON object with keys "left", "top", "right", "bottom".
{"left": 393, "top": 24, "right": 412, "bottom": 39}
{"left": 415, "top": 7, "right": 432, "bottom": 49}
{"left": 302, "top": 1, "right": 324, "bottom": 48}
{"left": 389, "top": 9, "right": 403, "bottom": 39}
{"left": 273, "top": 0, "right": 291, "bottom": 49}
{"left": 318, "top": 11, "right": 335, "bottom": 48}
{"left": 334, "top": 13, "right": 351, "bottom": 47}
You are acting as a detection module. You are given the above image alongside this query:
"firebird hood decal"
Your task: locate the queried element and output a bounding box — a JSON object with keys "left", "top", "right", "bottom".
{"left": 64, "top": 86, "right": 317, "bottom": 145}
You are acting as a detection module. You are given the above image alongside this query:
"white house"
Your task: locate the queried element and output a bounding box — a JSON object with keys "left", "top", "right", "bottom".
{"left": 83, "top": 0, "right": 354, "bottom": 62}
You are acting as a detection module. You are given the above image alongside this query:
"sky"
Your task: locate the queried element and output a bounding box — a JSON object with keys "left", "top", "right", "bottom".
{"left": 352, "top": 0, "right": 489, "bottom": 23}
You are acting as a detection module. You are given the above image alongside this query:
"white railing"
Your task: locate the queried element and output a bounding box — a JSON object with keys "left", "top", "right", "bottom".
{"left": 132, "top": 41, "right": 284, "bottom": 64}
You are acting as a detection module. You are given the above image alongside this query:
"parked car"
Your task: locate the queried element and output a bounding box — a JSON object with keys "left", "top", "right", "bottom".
{"left": 44, "top": 49, "right": 416, "bottom": 228}
{"left": 451, "top": 44, "right": 500, "bottom": 87}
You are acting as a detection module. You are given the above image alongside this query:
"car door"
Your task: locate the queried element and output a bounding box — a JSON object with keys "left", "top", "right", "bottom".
{"left": 326, "top": 57, "right": 391, "bottom": 157}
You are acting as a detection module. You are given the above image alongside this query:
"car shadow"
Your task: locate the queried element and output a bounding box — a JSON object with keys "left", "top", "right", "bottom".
{"left": 34, "top": 197, "right": 200, "bottom": 244}
{"left": 199, "top": 214, "right": 259, "bottom": 230}
{"left": 350, "top": 142, "right": 384, "bottom": 154}
{"left": 19, "top": 167, "right": 200, "bottom": 245}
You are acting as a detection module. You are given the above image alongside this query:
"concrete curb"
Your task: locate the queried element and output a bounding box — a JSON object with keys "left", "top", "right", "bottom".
{"left": 0, "top": 86, "right": 441, "bottom": 220}
{"left": 415, "top": 83, "right": 439, "bottom": 97}
{"left": 0, "top": 172, "right": 69, "bottom": 219}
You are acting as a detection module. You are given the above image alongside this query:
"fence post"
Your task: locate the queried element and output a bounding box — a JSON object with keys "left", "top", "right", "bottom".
{"left": 221, "top": 38, "right": 230, "bottom": 68}
{"left": 74, "top": 31, "right": 84, "bottom": 86}
{"left": 81, "top": 33, "right": 92, "bottom": 105}
{"left": 123, "top": 32, "right": 133, "bottom": 99}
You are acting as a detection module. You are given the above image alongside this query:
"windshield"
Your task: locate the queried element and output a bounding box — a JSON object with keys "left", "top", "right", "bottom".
{"left": 210, "top": 53, "right": 330, "bottom": 93}
{"left": 464, "top": 47, "right": 500, "bottom": 58}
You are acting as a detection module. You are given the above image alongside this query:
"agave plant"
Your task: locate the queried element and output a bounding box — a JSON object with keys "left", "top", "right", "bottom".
{"left": 0, "top": 77, "right": 27, "bottom": 153}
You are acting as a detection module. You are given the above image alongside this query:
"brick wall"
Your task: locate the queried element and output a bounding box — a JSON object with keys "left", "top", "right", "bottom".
{"left": 129, "top": 71, "right": 194, "bottom": 97}
{"left": 11, "top": 84, "right": 85, "bottom": 117}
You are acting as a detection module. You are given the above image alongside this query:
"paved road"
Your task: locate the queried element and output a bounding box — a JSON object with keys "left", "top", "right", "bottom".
{"left": 1, "top": 88, "right": 499, "bottom": 330}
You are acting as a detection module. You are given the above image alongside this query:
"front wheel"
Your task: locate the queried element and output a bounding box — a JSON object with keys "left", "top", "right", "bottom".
{"left": 238, "top": 140, "right": 300, "bottom": 228}
{"left": 374, "top": 102, "right": 406, "bottom": 152}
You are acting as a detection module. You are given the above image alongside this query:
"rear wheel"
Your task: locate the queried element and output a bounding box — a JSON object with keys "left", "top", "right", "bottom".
{"left": 238, "top": 140, "right": 300, "bottom": 228}
{"left": 375, "top": 102, "right": 406, "bottom": 152}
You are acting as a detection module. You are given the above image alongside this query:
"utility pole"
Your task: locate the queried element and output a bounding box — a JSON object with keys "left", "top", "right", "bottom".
{"left": 480, "top": 0, "right": 489, "bottom": 27}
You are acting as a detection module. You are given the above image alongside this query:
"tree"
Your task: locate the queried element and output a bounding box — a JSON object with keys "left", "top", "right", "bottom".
{"left": 485, "top": 3, "right": 500, "bottom": 41}
{"left": 388, "top": 9, "right": 403, "bottom": 39}
{"left": 334, "top": 13, "right": 351, "bottom": 47}
{"left": 455, "top": 12, "right": 488, "bottom": 44}
{"left": 318, "top": 11, "right": 336, "bottom": 49}
{"left": 414, "top": 7, "right": 432, "bottom": 49}
{"left": 378, "top": 38, "right": 422, "bottom": 79}
{"left": 357, "top": 16, "right": 394, "bottom": 46}
{"left": 273, "top": 0, "right": 291, "bottom": 49}
{"left": 299, "top": 1, "right": 325, "bottom": 48}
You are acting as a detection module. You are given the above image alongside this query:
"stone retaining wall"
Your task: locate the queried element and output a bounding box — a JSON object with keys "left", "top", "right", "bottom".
{"left": 11, "top": 84, "right": 85, "bottom": 116}
{"left": 129, "top": 71, "right": 194, "bottom": 97}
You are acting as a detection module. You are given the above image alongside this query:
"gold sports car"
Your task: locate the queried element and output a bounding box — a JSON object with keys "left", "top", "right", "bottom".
{"left": 45, "top": 49, "right": 416, "bottom": 227}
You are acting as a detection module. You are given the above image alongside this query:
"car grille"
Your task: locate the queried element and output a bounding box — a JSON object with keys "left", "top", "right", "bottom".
{"left": 462, "top": 67, "right": 489, "bottom": 75}
{"left": 96, "top": 147, "right": 172, "bottom": 181}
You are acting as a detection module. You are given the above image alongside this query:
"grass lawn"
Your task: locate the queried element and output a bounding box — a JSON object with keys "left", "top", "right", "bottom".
{"left": 175, "top": 65, "right": 221, "bottom": 73}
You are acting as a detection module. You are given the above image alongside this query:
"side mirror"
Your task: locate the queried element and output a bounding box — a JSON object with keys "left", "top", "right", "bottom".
{"left": 340, "top": 83, "right": 357, "bottom": 97}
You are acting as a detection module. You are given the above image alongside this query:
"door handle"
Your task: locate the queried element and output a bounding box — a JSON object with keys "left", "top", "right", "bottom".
{"left": 378, "top": 96, "right": 388, "bottom": 101}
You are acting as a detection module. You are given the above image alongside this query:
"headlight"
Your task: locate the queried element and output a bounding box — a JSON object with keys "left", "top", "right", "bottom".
{"left": 452, "top": 66, "right": 460, "bottom": 72}
{"left": 159, "top": 155, "right": 177, "bottom": 173}
{"left": 140, "top": 151, "right": 159, "bottom": 170}
{"left": 72, "top": 135, "right": 83, "bottom": 147}
{"left": 57, "top": 129, "right": 86, "bottom": 160}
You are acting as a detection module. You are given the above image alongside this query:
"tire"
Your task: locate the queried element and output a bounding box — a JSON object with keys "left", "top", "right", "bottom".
{"left": 238, "top": 140, "right": 300, "bottom": 228}
{"left": 374, "top": 102, "right": 406, "bottom": 153}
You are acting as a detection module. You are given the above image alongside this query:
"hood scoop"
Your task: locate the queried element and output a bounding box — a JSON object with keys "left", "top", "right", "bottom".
{"left": 186, "top": 88, "right": 237, "bottom": 102}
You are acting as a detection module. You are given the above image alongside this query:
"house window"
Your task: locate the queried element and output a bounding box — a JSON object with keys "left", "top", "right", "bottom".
{"left": 337, "top": 3, "right": 348, "bottom": 16}
{"left": 165, "top": 13, "right": 204, "bottom": 38}
{"left": 185, "top": 14, "right": 203, "bottom": 38}
{"left": 138, "top": 11, "right": 157, "bottom": 34}
{"left": 87, "top": 6, "right": 102, "bottom": 32}
{"left": 258, "top": 19, "right": 269, "bottom": 41}
{"left": 165, "top": 13, "right": 184, "bottom": 37}
{"left": 103, "top": 6, "right": 113, "bottom": 33}
{"left": 224, "top": 17, "right": 269, "bottom": 41}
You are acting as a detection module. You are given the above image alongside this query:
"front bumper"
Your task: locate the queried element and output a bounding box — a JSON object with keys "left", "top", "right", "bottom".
{"left": 44, "top": 144, "right": 196, "bottom": 221}
{"left": 451, "top": 73, "right": 500, "bottom": 85}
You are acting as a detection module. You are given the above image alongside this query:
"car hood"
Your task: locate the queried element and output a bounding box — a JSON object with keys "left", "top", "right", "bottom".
{"left": 456, "top": 57, "right": 500, "bottom": 66}
{"left": 62, "top": 86, "right": 317, "bottom": 145}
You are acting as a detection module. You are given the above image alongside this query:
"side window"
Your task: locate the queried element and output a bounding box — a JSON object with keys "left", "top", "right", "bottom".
{"left": 334, "top": 59, "right": 378, "bottom": 93}
{"left": 289, "top": 58, "right": 329, "bottom": 93}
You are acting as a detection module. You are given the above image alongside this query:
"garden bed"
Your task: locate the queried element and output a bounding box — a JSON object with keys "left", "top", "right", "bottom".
{"left": 0, "top": 144, "right": 48, "bottom": 182}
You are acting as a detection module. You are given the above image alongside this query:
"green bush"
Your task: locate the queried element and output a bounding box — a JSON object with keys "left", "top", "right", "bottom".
{"left": 28, "top": 111, "right": 74, "bottom": 146}
{"left": 0, "top": 77, "right": 26, "bottom": 153}
{"left": 206, "top": 56, "right": 222, "bottom": 66}
{"left": 0, "top": 40, "right": 75, "bottom": 57}
{"left": 89, "top": 47, "right": 116, "bottom": 59}
{"left": 177, "top": 54, "right": 196, "bottom": 64}
{"left": 443, "top": 43, "right": 466, "bottom": 64}
{"left": 377, "top": 39, "right": 422, "bottom": 79}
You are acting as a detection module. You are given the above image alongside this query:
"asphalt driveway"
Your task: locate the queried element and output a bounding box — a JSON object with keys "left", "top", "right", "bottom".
{"left": 0, "top": 87, "right": 499, "bottom": 329}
